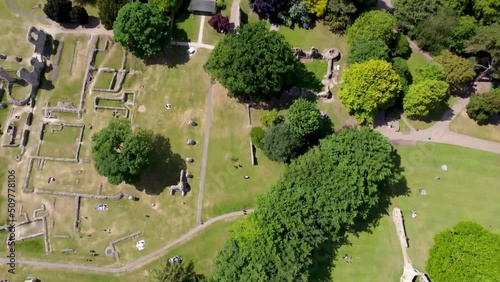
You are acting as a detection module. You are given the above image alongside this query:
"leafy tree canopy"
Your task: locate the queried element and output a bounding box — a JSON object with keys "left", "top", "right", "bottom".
{"left": 413, "top": 7, "right": 459, "bottom": 55}
{"left": 150, "top": 259, "right": 204, "bottom": 282}
{"left": 286, "top": 98, "right": 323, "bottom": 137}
{"left": 323, "top": 0, "right": 376, "bottom": 33}
{"left": 347, "top": 10, "right": 397, "bottom": 45}
{"left": 250, "top": 127, "right": 265, "bottom": 148}
{"left": 44, "top": 0, "right": 72, "bottom": 23}
{"left": 208, "top": 13, "right": 231, "bottom": 33}
{"left": 434, "top": 50, "right": 476, "bottom": 90}
{"left": 91, "top": 118, "right": 155, "bottom": 185}
{"left": 413, "top": 64, "right": 447, "bottom": 84}
{"left": 204, "top": 22, "right": 298, "bottom": 101}
{"left": 261, "top": 123, "right": 303, "bottom": 163}
{"left": 70, "top": 5, "right": 89, "bottom": 25}
{"left": 466, "top": 89, "right": 500, "bottom": 122}
{"left": 113, "top": 2, "right": 171, "bottom": 58}
{"left": 394, "top": 0, "right": 444, "bottom": 34}
{"left": 466, "top": 23, "right": 500, "bottom": 64}
{"left": 447, "top": 15, "right": 478, "bottom": 54}
{"left": 472, "top": 0, "right": 500, "bottom": 25}
{"left": 390, "top": 34, "right": 412, "bottom": 59}
{"left": 426, "top": 222, "right": 500, "bottom": 282}
{"left": 211, "top": 127, "right": 402, "bottom": 281}
{"left": 260, "top": 109, "right": 285, "bottom": 127}
{"left": 148, "top": 0, "right": 182, "bottom": 14}
{"left": 392, "top": 57, "right": 413, "bottom": 96}
{"left": 97, "top": 0, "right": 129, "bottom": 30}
{"left": 304, "top": 0, "right": 328, "bottom": 17}
{"left": 338, "top": 59, "right": 401, "bottom": 124}
{"left": 249, "top": 0, "right": 290, "bottom": 22}
{"left": 347, "top": 39, "right": 390, "bottom": 65}
{"left": 403, "top": 79, "right": 449, "bottom": 118}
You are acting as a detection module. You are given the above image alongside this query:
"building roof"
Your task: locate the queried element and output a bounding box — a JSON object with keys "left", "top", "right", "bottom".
{"left": 191, "top": 0, "right": 216, "bottom": 14}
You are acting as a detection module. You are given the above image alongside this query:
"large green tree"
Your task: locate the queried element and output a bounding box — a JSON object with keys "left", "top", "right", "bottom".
{"left": 324, "top": 0, "right": 376, "bottom": 33}
{"left": 148, "top": 0, "right": 182, "bottom": 14}
{"left": 466, "top": 89, "right": 500, "bottom": 123}
{"left": 347, "top": 39, "right": 390, "bottom": 65}
{"left": 113, "top": 2, "right": 170, "bottom": 58}
{"left": 447, "top": 15, "right": 478, "bottom": 54}
{"left": 44, "top": 0, "right": 72, "bottom": 23}
{"left": 472, "top": 0, "right": 500, "bottom": 25}
{"left": 261, "top": 123, "right": 303, "bottom": 163}
{"left": 426, "top": 222, "right": 500, "bottom": 282}
{"left": 286, "top": 98, "right": 323, "bottom": 137}
{"left": 204, "top": 22, "right": 298, "bottom": 101}
{"left": 403, "top": 80, "right": 449, "bottom": 118}
{"left": 70, "top": 5, "right": 89, "bottom": 25}
{"left": 394, "top": 0, "right": 444, "bottom": 34}
{"left": 150, "top": 260, "right": 204, "bottom": 282}
{"left": 392, "top": 57, "right": 413, "bottom": 97}
{"left": 466, "top": 23, "right": 500, "bottom": 81}
{"left": 338, "top": 59, "right": 401, "bottom": 124}
{"left": 91, "top": 118, "right": 155, "bottom": 185}
{"left": 97, "top": 0, "right": 129, "bottom": 30}
{"left": 434, "top": 50, "right": 476, "bottom": 91}
{"left": 210, "top": 127, "right": 402, "bottom": 281}
{"left": 413, "top": 8, "right": 459, "bottom": 55}
{"left": 347, "top": 10, "right": 397, "bottom": 45}
{"left": 413, "top": 64, "right": 447, "bottom": 84}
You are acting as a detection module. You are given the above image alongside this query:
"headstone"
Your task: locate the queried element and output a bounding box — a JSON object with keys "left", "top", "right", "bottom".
{"left": 188, "top": 120, "right": 197, "bottom": 126}
{"left": 185, "top": 157, "right": 194, "bottom": 163}
{"left": 186, "top": 139, "right": 195, "bottom": 145}
{"left": 0, "top": 54, "right": 6, "bottom": 60}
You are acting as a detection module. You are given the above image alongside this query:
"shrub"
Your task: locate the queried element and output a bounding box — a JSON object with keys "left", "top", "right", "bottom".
{"left": 260, "top": 109, "right": 284, "bottom": 127}
{"left": 208, "top": 13, "right": 230, "bottom": 33}
{"left": 250, "top": 127, "right": 265, "bottom": 148}
{"left": 466, "top": 90, "right": 500, "bottom": 123}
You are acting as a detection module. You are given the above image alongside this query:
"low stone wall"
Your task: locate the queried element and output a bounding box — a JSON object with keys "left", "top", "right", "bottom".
{"left": 34, "top": 189, "right": 124, "bottom": 200}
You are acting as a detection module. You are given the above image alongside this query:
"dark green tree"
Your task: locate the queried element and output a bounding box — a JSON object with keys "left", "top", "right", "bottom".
{"left": 447, "top": 15, "right": 477, "bottom": 54}
{"left": 250, "top": 127, "right": 265, "bottom": 148}
{"left": 434, "top": 50, "right": 476, "bottom": 91}
{"left": 413, "top": 64, "right": 447, "bottom": 84}
{"left": 466, "top": 89, "right": 500, "bottom": 123}
{"left": 91, "top": 118, "right": 155, "bottom": 185}
{"left": 472, "top": 0, "right": 500, "bottom": 25}
{"left": 286, "top": 98, "right": 323, "bottom": 137}
{"left": 204, "top": 22, "right": 298, "bottom": 101}
{"left": 466, "top": 23, "right": 500, "bottom": 81}
{"left": 70, "top": 5, "right": 89, "bottom": 25}
{"left": 324, "top": 0, "right": 358, "bottom": 33}
{"left": 347, "top": 10, "right": 397, "bottom": 45}
{"left": 426, "top": 221, "right": 500, "bottom": 282}
{"left": 347, "top": 39, "right": 390, "bottom": 65}
{"left": 392, "top": 57, "right": 413, "bottom": 97}
{"left": 390, "top": 34, "right": 412, "bottom": 59}
{"left": 149, "top": 0, "right": 182, "bottom": 14}
{"left": 113, "top": 2, "right": 170, "bottom": 58}
{"left": 97, "top": 0, "right": 129, "bottom": 30}
{"left": 44, "top": 0, "right": 72, "bottom": 23}
{"left": 413, "top": 8, "right": 459, "bottom": 55}
{"left": 394, "top": 0, "right": 444, "bottom": 34}
{"left": 403, "top": 80, "right": 449, "bottom": 118}
{"left": 150, "top": 259, "right": 204, "bottom": 282}
{"left": 261, "top": 123, "right": 303, "bottom": 162}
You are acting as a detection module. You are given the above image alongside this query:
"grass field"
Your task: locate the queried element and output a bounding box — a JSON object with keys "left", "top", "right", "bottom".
{"left": 329, "top": 143, "right": 500, "bottom": 281}
{"left": 406, "top": 51, "right": 431, "bottom": 76}
{"left": 173, "top": 13, "right": 200, "bottom": 42}
{"left": 449, "top": 110, "right": 500, "bottom": 142}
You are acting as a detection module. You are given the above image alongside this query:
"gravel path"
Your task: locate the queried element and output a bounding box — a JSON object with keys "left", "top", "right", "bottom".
{"left": 0, "top": 209, "right": 253, "bottom": 272}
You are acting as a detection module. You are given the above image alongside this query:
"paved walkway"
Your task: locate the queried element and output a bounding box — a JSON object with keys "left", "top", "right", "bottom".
{"left": 0, "top": 209, "right": 253, "bottom": 272}
{"left": 196, "top": 82, "right": 214, "bottom": 225}
{"left": 229, "top": 0, "right": 241, "bottom": 29}
{"left": 197, "top": 16, "right": 206, "bottom": 44}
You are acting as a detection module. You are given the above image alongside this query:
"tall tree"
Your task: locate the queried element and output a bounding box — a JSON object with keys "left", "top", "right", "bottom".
{"left": 91, "top": 118, "right": 155, "bottom": 185}
{"left": 392, "top": 57, "right": 413, "bottom": 97}
{"left": 403, "top": 80, "right": 449, "bottom": 118}
{"left": 97, "top": 0, "right": 129, "bottom": 30}
{"left": 261, "top": 123, "right": 303, "bottom": 163}
{"left": 347, "top": 10, "right": 397, "bottom": 45}
{"left": 347, "top": 39, "right": 390, "bottom": 65}
{"left": 286, "top": 98, "right": 323, "bottom": 137}
{"left": 204, "top": 22, "right": 298, "bottom": 101}
{"left": 114, "top": 2, "right": 171, "bottom": 58}
{"left": 426, "top": 222, "right": 500, "bottom": 282}
{"left": 472, "top": 0, "right": 500, "bottom": 25}
{"left": 249, "top": 0, "right": 290, "bottom": 22}
{"left": 70, "top": 5, "right": 89, "bottom": 25}
{"left": 44, "top": 0, "right": 72, "bottom": 23}
{"left": 413, "top": 8, "right": 459, "bottom": 55}
{"left": 447, "top": 16, "right": 477, "bottom": 54}
{"left": 150, "top": 260, "right": 204, "bottom": 282}
{"left": 466, "top": 23, "right": 500, "bottom": 81}
{"left": 394, "top": 0, "right": 444, "bottom": 34}
{"left": 390, "top": 34, "right": 412, "bottom": 59}
{"left": 148, "top": 0, "right": 182, "bottom": 14}
{"left": 434, "top": 50, "right": 476, "bottom": 91}
{"left": 338, "top": 59, "right": 401, "bottom": 124}
{"left": 260, "top": 109, "right": 285, "bottom": 127}
{"left": 466, "top": 89, "right": 500, "bottom": 123}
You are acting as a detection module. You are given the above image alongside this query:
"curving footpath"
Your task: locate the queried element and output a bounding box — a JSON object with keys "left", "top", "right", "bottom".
{"left": 0, "top": 209, "right": 253, "bottom": 272}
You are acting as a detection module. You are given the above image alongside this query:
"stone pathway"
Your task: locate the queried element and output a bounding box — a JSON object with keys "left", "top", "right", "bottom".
{"left": 0, "top": 209, "right": 253, "bottom": 272}
{"left": 196, "top": 82, "right": 213, "bottom": 225}
{"left": 229, "top": 0, "right": 241, "bottom": 29}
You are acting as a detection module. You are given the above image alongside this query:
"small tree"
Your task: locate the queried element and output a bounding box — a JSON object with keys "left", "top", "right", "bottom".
{"left": 286, "top": 98, "right": 322, "bottom": 137}
{"left": 347, "top": 39, "right": 390, "bottom": 65}
{"left": 70, "top": 5, "right": 89, "bottom": 25}
{"left": 208, "top": 14, "right": 230, "bottom": 33}
{"left": 260, "top": 109, "right": 284, "bottom": 127}
{"left": 390, "top": 34, "right": 411, "bottom": 59}
{"left": 347, "top": 10, "right": 397, "bottom": 45}
{"left": 403, "top": 80, "right": 449, "bottom": 118}
{"left": 261, "top": 123, "right": 303, "bottom": 163}
{"left": 466, "top": 89, "right": 500, "bottom": 123}
{"left": 288, "top": 1, "right": 310, "bottom": 26}
{"left": 113, "top": 2, "right": 171, "bottom": 58}
{"left": 250, "top": 127, "right": 265, "bottom": 148}
{"left": 97, "top": 0, "right": 128, "bottom": 30}
{"left": 434, "top": 50, "right": 476, "bottom": 91}
{"left": 392, "top": 57, "right": 413, "bottom": 97}
{"left": 413, "top": 64, "right": 447, "bottom": 84}
{"left": 44, "top": 0, "right": 72, "bottom": 23}
{"left": 304, "top": 0, "right": 327, "bottom": 17}
{"left": 148, "top": 0, "right": 183, "bottom": 14}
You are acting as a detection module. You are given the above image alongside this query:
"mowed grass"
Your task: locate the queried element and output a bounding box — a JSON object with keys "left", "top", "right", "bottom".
{"left": 201, "top": 84, "right": 285, "bottom": 221}
{"left": 94, "top": 42, "right": 124, "bottom": 70}
{"left": 93, "top": 71, "right": 115, "bottom": 90}
{"left": 406, "top": 50, "right": 431, "bottom": 76}
{"left": 38, "top": 124, "right": 81, "bottom": 158}
{"left": 11, "top": 0, "right": 45, "bottom": 18}
{"left": 330, "top": 143, "right": 500, "bottom": 281}
{"left": 449, "top": 110, "right": 500, "bottom": 142}
{"left": 173, "top": 13, "right": 201, "bottom": 42}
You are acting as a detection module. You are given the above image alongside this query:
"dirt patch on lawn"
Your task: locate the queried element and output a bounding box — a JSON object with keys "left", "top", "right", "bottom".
{"left": 138, "top": 105, "right": 146, "bottom": 113}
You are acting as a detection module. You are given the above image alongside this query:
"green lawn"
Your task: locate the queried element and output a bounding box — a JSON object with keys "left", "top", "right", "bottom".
{"left": 240, "top": 0, "right": 261, "bottom": 24}
{"left": 330, "top": 143, "right": 500, "bottom": 281}
{"left": 406, "top": 50, "right": 431, "bottom": 76}
{"left": 449, "top": 110, "right": 500, "bottom": 142}
{"left": 173, "top": 12, "right": 200, "bottom": 42}
{"left": 94, "top": 43, "right": 124, "bottom": 70}
{"left": 93, "top": 71, "right": 115, "bottom": 89}
{"left": 38, "top": 124, "right": 81, "bottom": 158}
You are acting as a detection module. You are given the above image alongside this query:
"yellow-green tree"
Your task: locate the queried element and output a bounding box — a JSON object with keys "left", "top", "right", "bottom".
{"left": 304, "top": 0, "right": 328, "bottom": 17}
{"left": 338, "top": 60, "right": 401, "bottom": 124}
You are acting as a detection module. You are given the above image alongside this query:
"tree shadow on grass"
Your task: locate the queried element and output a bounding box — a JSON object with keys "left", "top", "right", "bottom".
{"left": 293, "top": 62, "right": 323, "bottom": 93}
{"left": 135, "top": 134, "right": 186, "bottom": 195}
{"left": 240, "top": 9, "right": 248, "bottom": 25}
{"left": 172, "top": 13, "right": 191, "bottom": 41}
{"left": 143, "top": 45, "right": 190, "bottom": 68}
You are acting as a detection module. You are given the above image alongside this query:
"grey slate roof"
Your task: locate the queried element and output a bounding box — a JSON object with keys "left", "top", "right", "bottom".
{"left": 191, "top": 0, "right": 216, "bottom": 14}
